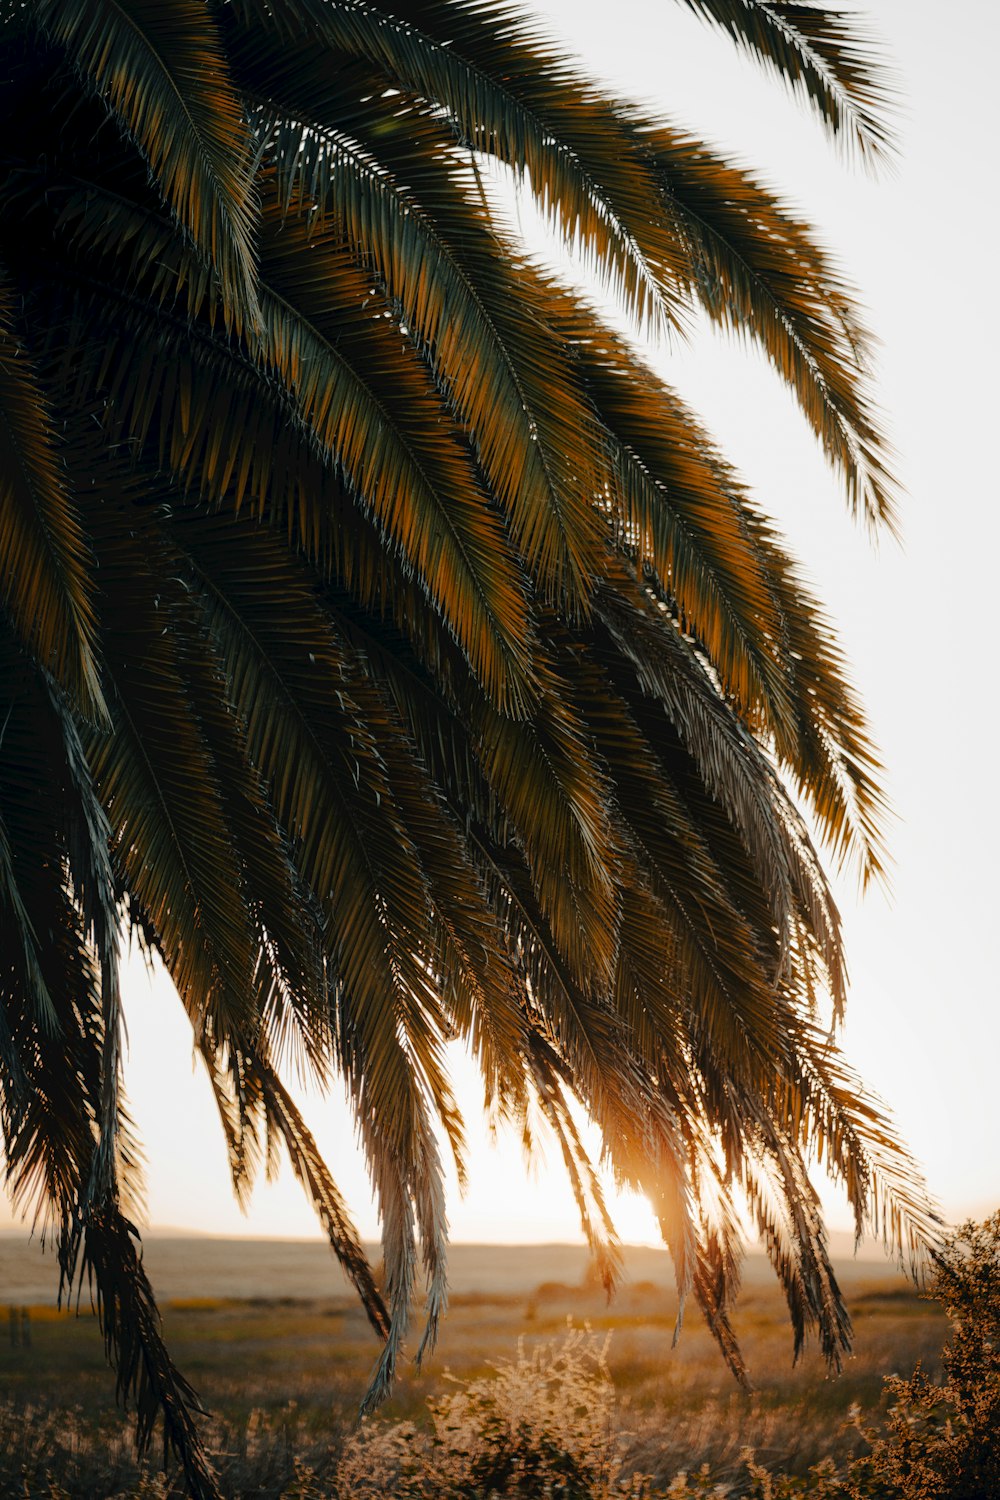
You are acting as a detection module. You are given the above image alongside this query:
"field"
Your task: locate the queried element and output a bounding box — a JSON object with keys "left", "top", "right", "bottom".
{"left": 0, "top": 1236, "right": 947, "bottom": 1496}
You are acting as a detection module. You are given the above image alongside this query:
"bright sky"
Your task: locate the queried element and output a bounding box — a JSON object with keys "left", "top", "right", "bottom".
{"left": 4, "top": 1, "right": 997, "bottom": 1248}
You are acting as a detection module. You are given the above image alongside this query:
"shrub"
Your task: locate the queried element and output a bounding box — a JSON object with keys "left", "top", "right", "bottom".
{"left": 847, "top": 1214, "right": 1000, "bottom": 1499}
{"left": 0, "top": 1401, "right": 169, "bottom": 1498}
{"left": 336, "top": 1324, "right": 649, "bottom": 1499}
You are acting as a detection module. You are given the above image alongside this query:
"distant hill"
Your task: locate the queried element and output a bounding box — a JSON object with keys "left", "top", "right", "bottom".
{"left": 1, "top": 1229, "right": 904, "bottom": 1307}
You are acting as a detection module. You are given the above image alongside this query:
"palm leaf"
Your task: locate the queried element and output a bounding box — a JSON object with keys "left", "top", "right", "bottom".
{"left": 164, "top": 505, "right": 457, "bottom": 1394}
{"left": 254, "top": 1060, "right": 390, "bottom": 1338}
{"left": 525, "top": 1033, "right": 624, "bottom": 1297}
{"left": 254, "top": 193, "right": 537, "bottom": 712}
{"left": 595, "top": 574, "right": 846, "bottom": 1002}
{"left": 34, "top": 0, "right": 259, "bottom": 326}
{"left": 44, "top": 686, "right": 123, "bottom": 1209}
{"left": 79, "top": 493, "right": 260, "bottom": 1038}
{"left": 61, "top": 1206, "right": 221, "bottom": 1500}
{"left": 0, "top": 276, "right": 104, "bottom": 717}
{"left": 675, "top": 0, "right": 899, "bottom": 166}
{"left": 229, "top": 49, "right": 611, "bottom": 607}
{"left": 45, "top": 181, "right": 537, "bottom": 714}
{"left": 229, "top": 0, "right": 689, "bottom": 335}
{"left": 642, "top": 127, "right": 897, "bottom": 531}
{"left": 545, "top": 281, "right": 794, "bottom": 729}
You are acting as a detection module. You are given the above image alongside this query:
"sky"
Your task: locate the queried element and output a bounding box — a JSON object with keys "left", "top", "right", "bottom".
{"left": 3, "top": 1, "right": 998, "bottom": 1249}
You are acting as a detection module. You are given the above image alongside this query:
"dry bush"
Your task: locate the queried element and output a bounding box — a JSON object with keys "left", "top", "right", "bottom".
{"left": 846, "top": 1214, "right": 1000, "bottom": 1499}
{"left": 336, "top": 1324, "right": 649, "bottom": 1499}
{"left": 0, "top": 1401, "right": 168, "bottom": 1498}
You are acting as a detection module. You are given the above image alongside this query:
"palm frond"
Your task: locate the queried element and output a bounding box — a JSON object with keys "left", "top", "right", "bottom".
{"left": 526, "top": 1033, "right": 624, "bottom": 1297}
{"left": 80, "top": 494, "right": 260, "bottom": 1039}
{"left": 0, "top": 0, "right": 932, "bottom": 1467}
{"left": 255, "top": 195, "right": 538, "bottom": 712}
{"left": 231, "top": 56, "right": 612, "bottom": 606}
{"left": 0, "top": 276, "right": 104, "bottom": 717}
{"left": 254, "top": 1061, "right": 390, "bottom": 1338}
{"left": 675, "top": 0, "right": 899, "bottom": 166}
{"left": 745, "top": 516, "right": 890, "bottom": 885}
{"left": 642, "top": 127, "right": 898, "bottom": 532}
{"left": 595, "top": 575, "right": 847, "bottom": 1006}
{"left": 0, "top": 806, "right": 58, "bottom": 1041}
{"left": 34, "top": 0, "right": 259, "bottom": 324}
{"left": 229, "top": 0, "right": 689, "bottom": 336}
{"left": 164, "top": 505, "right": 458, "bottom": 1395}
{"left": 45, "top": 686, "right": 123, "bottom": 1209}
{"left": 45, "top": 181, "right": 538, "bottom": 714}
{"left": 61, "top": 1206, "right": 221, "bottom": 1500}
{"left": 545, "top": 282, "right": 794, "bottom": 730}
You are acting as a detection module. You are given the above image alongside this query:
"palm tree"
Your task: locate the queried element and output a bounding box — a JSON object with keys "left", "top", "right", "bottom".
{"left": 0, "top": 1, "right": 933, "bottom": 1493}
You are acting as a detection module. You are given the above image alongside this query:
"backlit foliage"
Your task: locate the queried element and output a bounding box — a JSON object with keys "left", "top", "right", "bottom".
{"left": 0, "top": 2, "right": 934, "bottom": 1493}
{"left": 848, "top": 1214, "right": 1000, "bottom": 1498}
{"left": 336, "top": 1326, "right": 636, "bottom": 1498}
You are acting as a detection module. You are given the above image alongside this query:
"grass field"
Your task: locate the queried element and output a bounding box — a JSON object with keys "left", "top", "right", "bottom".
{"left": 0, "top": 1237, "right": 947, "bottom": 1495}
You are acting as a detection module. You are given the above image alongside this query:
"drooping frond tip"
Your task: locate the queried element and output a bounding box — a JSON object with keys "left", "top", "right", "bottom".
{"left": 675, "top": 0, "right": 903, "bottom": 169}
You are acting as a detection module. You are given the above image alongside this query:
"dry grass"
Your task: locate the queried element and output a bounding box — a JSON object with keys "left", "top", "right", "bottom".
{"left": 0, "top": 1243, "right": 946, "bottom": 1497}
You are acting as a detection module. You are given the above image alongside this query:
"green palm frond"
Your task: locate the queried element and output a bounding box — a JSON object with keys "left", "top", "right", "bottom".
{"left": 47, "top": 690, "right": 124, "bottom": 1209}
{"left": 81, "top": 530, "right": 261, "bottom": 1042}
{"left": 525, "top": 1032, "right": 624, "bottom": 1296}
{"left": 594, "top": 577, "right": 845, "bottom": 994}
{"left": 545, "top": 283, "right": 794, "bottom": 728}
{"left": 254, "top": 1061, "right": 390, "bottom": 1336}
{"left": 0, "top": 652, "right": 209, "bottom": 1483}
{"left": 255, "top": 198, "right": 538, "bottom": 712}
{"left": 0, "top": 805, "right": 58, "bottom": 1043}
{"left": 745, "top": 516, "right": 890, "bottom": 885}
{"left": 46, "top": 177, "right": 539, "bottom": 711}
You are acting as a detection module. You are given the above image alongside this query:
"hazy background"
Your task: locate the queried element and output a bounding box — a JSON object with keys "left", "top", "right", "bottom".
{"left": 3, "top": 0, "right": 996, "bottom": 1248}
